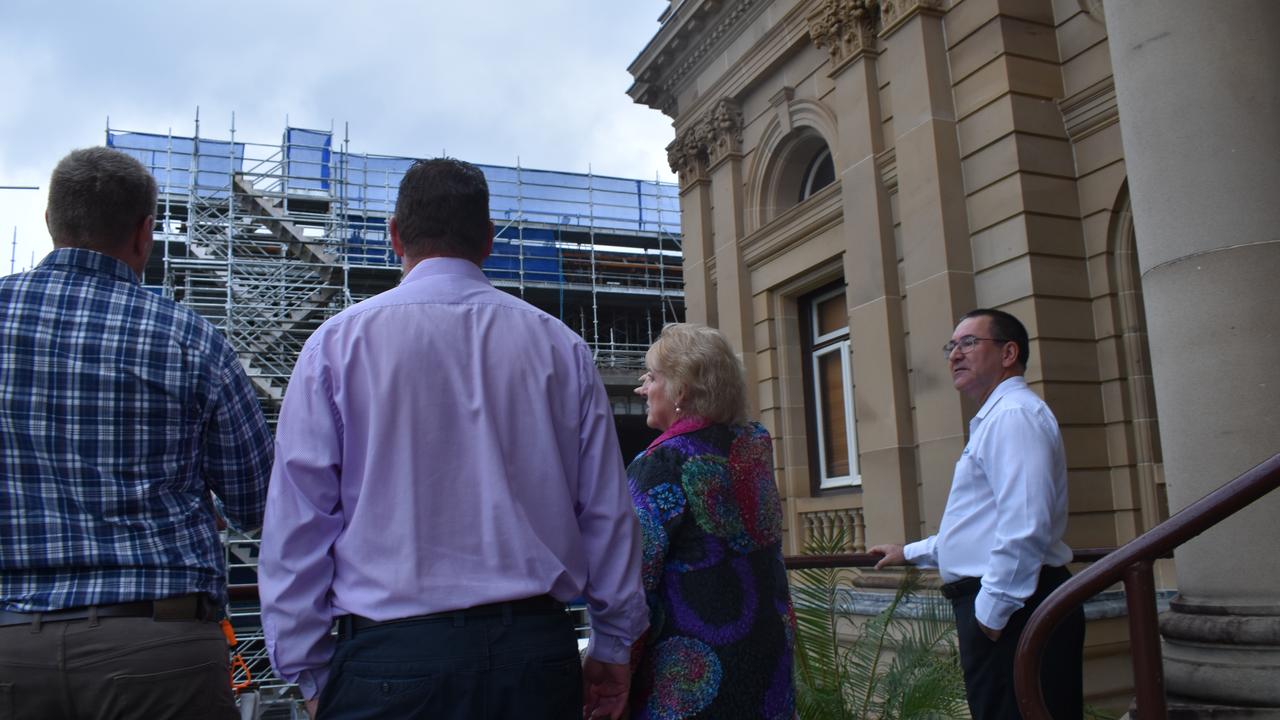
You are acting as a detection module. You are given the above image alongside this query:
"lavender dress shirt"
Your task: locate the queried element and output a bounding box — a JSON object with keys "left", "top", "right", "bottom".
{"left": 259, "top": 257, "right": 648, "bottom": 699}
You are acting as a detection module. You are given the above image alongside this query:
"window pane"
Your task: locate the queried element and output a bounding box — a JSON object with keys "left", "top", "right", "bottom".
{"left": 817, "top": 351, "right": 849, "bottom": 477}
{"left": 816, "top": 292, "right": 846, "bottom": 338}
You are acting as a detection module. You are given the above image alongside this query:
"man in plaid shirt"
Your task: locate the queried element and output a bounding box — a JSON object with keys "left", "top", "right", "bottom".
{"left": 0, "top": 147, "right": 273, "bottom": 719}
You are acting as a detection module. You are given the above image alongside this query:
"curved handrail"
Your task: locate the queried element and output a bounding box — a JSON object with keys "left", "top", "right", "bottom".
{"left": 1015, "top": 452, "right": 1280, "bottom": 720}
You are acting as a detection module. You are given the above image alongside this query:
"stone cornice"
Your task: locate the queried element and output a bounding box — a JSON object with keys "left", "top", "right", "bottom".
{"left": 878, "top": 0, "right": 944, "bottom": 37}
{"left": 640, "top": 0, "right": 813, "bottom": 128}
{"left": 1059, "top": 77, "right": 1119, "bottom": 142}
{"left": 742, "top": 182, "right": 843, "bottom": 270}
{"left": 668, "top": 98, "right": 744, "bottom": 185}
{"left": 627, "top": 0, "right": 764, "bottom": 117}
{"left": 876, "top": 146, "right": 897, "bottom": 194}
{"left": 806, "top": 0, "right": 881, "bottom": 72}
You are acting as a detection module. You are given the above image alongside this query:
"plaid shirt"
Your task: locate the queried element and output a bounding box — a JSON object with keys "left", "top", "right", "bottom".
{"left": 0, "top": 248, "right": 273, "bottom": 612}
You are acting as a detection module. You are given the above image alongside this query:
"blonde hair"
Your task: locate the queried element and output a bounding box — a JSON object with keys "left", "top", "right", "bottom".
{"left": 646, "top": 323, "right": 749, "bottom": 425}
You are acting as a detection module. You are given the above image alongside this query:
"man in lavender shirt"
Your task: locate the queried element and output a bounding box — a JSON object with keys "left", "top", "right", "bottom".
{"left": 259, "top": 158, "right": 648, "bottom": 720}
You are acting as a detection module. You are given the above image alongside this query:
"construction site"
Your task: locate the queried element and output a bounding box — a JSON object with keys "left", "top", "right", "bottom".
{"left": 107, "top": 119, "right": 684, "bottom": 716}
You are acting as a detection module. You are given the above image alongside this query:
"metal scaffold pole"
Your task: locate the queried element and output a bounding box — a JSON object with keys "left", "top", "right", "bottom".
{"left": 588, "top": 165, "right": 599, "bottom": 355}
{"left": 226, "top": 112, "right": 237, "bottom": 346}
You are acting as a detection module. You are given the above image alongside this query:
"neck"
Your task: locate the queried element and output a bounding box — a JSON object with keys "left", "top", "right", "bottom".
{"left": 974, "top": 371, "right": 1021, "bottom": 405}
{"left": 401, "top": 252, "right": 481, "bottom": 275}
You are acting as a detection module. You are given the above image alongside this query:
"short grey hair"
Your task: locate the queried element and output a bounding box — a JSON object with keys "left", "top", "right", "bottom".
{"left": 646, "top": 323, "right": 749, "bottom": 426}
{"left": 47, "top": 147, "right": 158, "bottom": 251}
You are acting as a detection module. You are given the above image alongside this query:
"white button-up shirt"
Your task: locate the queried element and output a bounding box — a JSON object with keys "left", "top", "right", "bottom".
{"left": 905, "top": 376, "right": 1072, "bottom": 630}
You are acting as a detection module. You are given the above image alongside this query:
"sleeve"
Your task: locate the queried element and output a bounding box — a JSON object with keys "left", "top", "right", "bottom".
{"left": 201, "top": 343, "right": 273, "bottom": 532}
{"left": 903, "top": 535, "right": 939, "bottom": 568}
{"left": 628, "top": 447, "right": 688, "bottom": 596}
{"left": 973, "top": 408, "right": 1064, "bottom": 630}
{"left": 257, "top": 343, "right": 346, "bottom": 700}
{"left": 572, "top": 344, "right": 650, "bottom": 665}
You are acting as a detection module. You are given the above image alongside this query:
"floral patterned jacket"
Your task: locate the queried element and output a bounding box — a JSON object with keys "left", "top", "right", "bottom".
{"left": 626, "top": 417, "right": 796, "bottom": 720}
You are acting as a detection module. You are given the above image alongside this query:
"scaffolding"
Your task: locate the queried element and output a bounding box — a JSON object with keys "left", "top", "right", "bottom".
{"left": 107, "top": 115, "right": 683, "bottom": 714}
{"left": 108, "top": 116, "right": 683, "bottom": 425}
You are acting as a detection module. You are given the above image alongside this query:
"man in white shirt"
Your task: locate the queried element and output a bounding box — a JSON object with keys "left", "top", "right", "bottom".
{"left": 870, "top": 308, "right": 1084, "bottom": 720}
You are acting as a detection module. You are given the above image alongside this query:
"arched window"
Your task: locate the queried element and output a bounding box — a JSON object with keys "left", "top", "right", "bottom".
{"left": 760, "top": 130, "right": 836, "bottom": 224}
{"left": 799, "top": 147, "right": 835, "bottom": 201}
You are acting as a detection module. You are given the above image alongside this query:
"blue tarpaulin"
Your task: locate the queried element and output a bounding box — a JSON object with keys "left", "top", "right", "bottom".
{"left": 106, "top": 127, "right": 680, "bottom": 267}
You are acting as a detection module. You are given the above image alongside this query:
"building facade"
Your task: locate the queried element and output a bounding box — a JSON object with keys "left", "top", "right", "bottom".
{"left": 629, "top": 0, "right": 1280, "bottom": 713}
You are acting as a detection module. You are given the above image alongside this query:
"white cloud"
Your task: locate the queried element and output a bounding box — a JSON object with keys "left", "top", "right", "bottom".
{"left": 0, "top": 0, "right": 675, "bottom": 271}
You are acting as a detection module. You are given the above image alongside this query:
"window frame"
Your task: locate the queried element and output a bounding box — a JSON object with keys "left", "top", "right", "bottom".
{"left": 803, "top": 285, "right": 860, "bottom": 490}
{"left": 799, "top": 147, "right": 835, "bottom": 202}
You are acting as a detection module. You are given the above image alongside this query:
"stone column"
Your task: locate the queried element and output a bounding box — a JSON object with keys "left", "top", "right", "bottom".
{"left": 808, "top": 0, "right": 920, "bottom": 543}
{"left": 668, "top": 128, "right": 717, "bottom": 327}
{"left": 704, "top": 99, "right": 758, "bottom": 410}
{"left": 877, "top": 0, "right": 976, "bottom": 532}
{"left": 1104, "top": 0, "right": 1280, "bottom": 711}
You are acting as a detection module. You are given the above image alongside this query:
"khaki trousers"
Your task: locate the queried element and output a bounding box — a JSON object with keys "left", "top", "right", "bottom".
{"left": 0, "top": 615, "right": 237, "bottom": 720}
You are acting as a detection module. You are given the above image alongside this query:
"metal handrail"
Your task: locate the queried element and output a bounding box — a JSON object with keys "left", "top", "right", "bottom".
{"left": 1015, "top": 452, "right": 1280, "bottom": 720}
{"left": 781, "top": 548, "right": 1118, "bottom": 572}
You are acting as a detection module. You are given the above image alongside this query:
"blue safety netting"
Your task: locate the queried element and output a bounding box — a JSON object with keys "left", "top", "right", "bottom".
{"left": 285, "top": 128, "right": 331, "bottom": 193}
{"left": 106, "top": 127, "right": 681, "bottom": 265}
{"left": 107, "top": 131, "right": 244, "bottom": 199}
{"left": 487, "top": 226, "right": 562, "bottom": 283}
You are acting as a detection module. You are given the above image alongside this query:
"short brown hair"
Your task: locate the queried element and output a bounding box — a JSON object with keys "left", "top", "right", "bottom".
{"left": 646, "top": 323, "right": 749, "bottom": 425}
{"left": 46, "top": 147, "right": 157, "bottom": 251}
{"left": 394, "top": 158, "right": 490, "bottom": 262}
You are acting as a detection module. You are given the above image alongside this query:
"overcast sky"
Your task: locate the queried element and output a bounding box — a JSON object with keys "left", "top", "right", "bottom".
{"left": 0, "top": 0, "right": 676, "bottom": 273}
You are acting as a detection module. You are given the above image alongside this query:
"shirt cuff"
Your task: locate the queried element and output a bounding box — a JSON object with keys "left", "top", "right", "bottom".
{"left": 586, "top": 629, "right": 633, "bottom": 665}
{"left": 974, "top": 587, "right": 1021, "bottom": 631}
{"left": 902, "top": 540, "right": 934, "bottom": 567}
{"left": 295, "top": 667, "right": 331, "bottom": 702}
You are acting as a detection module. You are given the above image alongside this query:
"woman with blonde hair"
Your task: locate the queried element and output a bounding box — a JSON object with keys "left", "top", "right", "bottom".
{"left": 626, "top": 323, "right": 795, "bottom": 719}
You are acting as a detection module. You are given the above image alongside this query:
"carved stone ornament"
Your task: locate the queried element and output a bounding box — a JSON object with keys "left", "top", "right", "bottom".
{"left": 807, "top": 0, "right": 880, "bottom": 69}
{"left": 879, "top": 0, "right": 944, "bottom": 37}
{"left": 704, "top": 98, "right": 744, "bottom": 167}
{"left": 667, "top": 98, "right": 744, "bottom": 184}
{"left": 667, "top": 127, "right": 709, "bottom": 185}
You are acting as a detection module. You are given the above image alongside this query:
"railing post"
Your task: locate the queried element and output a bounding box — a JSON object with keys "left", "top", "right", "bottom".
{"left": 1124, "top": 560, "right": 1167, "bottom": 719}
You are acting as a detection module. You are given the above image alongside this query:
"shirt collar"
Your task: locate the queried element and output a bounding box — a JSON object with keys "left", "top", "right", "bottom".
{"left": 974, "top": 375, "right": 1028, "bottom": 421}
{"left": 39, "top": 248, "right": 139, "bottom": 284}
{"left": 645, "top": 415, "right": 715, "bottom": 452}
{"left": 401, "top": 256, "right": 490, "bottom": 286}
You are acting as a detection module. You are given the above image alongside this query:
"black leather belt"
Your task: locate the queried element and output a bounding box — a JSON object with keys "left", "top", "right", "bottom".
{"left": 339, "top": 595, "right": 566, "bottom": 637}
{"left": 940, "top": 566, "right": 1070, "bottom": 600}
{"left": 940, "top": 577, "right": 982, "bottom": 599}
{"left": 0, "top": 594, "right": 217, "bottom": 627}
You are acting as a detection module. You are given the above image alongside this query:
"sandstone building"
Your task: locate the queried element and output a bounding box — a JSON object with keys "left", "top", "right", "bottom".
{"left": 628, "top": 0, "right": 1279, "bottom": 713}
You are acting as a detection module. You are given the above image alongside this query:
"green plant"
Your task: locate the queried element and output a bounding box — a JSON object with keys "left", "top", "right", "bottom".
{"left": 791, "top": 532, "right": 968, "bottom": 720}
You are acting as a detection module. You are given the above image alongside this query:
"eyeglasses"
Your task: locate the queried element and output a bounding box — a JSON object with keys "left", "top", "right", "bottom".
{"left": 942, "top": 335, "right": 1008, "bottom": 358}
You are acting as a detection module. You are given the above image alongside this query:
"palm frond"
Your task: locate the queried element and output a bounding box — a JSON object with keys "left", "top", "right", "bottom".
{"left": 790, "top": 543, "right": 969, "bottom": 720}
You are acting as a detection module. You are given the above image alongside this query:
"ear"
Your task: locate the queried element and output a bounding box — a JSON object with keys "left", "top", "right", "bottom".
{"left": 479, "top": 220, "right": 495, "bottom": 262}
{"left": 389, "top": 216, "right": 405, "bottom": 258}
{"left": 132, "top": 214, "right": 155, "bottom": 262}
{"left": 1000, "top": 340, "right": 1020, "bottom": 369}
{"left": 119, "top": 214, "right": 154, "bottom": 278}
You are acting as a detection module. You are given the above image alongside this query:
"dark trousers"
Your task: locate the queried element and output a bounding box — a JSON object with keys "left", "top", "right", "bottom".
{"left": 318, "top": 599, "right": 582, "bottom": 720}
{"left": 0, "top": 615, "right": 236, "bottom": 720}
{"left": 949, "top": 566, "right": 1085, "bottom": 720}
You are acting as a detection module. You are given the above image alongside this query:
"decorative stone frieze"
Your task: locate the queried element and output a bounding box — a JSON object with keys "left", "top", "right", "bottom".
{"left": 878, "top": 0, "right": 944, "bottom": 37}
{"left": 806, "top": 0, "right": 881, "bottom": 71}
{"left": 628, "top": 0, "right": 759, "bottom": 117}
